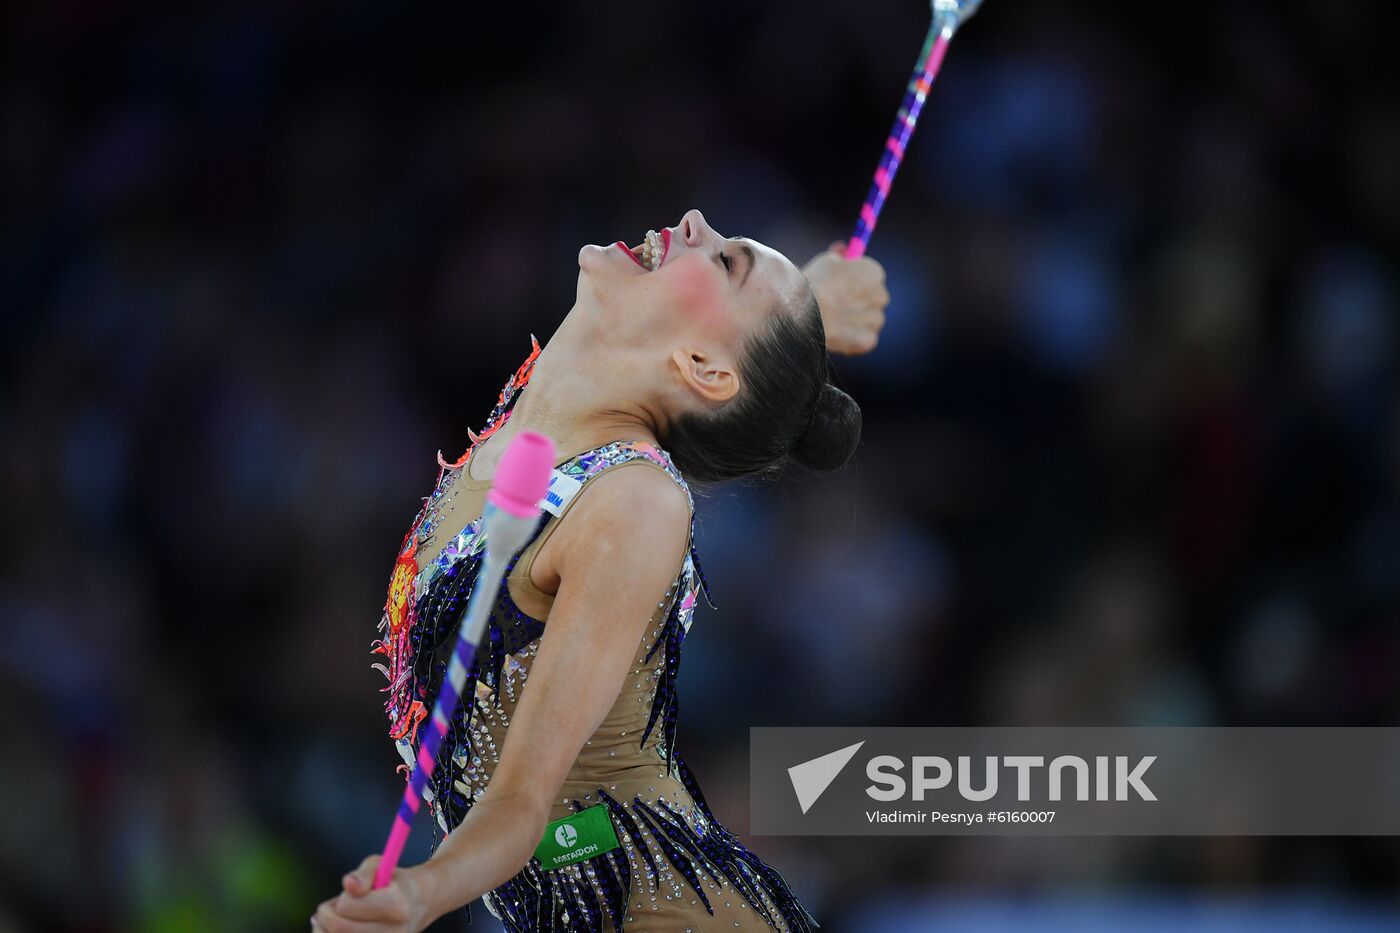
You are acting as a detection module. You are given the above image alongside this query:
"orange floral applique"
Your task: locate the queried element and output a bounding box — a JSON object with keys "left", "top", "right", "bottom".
{"left": 385, "top": 552, "right": 418, "bottom": 634}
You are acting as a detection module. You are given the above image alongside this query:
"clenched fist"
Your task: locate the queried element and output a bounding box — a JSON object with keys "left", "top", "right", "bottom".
{"left": 802, "top": 240, "right": 890, "bottom": 356}
{"left": 312, "top": 854, "right": 431, "bottom": 933}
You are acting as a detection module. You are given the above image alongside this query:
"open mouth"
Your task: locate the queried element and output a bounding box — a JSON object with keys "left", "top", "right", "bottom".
{"left": 614, "top": 228, "right": 671, "bottom": 272}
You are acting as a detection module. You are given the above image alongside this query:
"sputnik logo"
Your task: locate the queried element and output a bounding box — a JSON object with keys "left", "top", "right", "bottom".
{"left": 788, "top": 741, "right": 866, "bottom": 814}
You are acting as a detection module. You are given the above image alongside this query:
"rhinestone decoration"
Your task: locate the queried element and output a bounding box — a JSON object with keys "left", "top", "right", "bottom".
{"left": 369, "top": 338, "right": 813, "bottom": 932}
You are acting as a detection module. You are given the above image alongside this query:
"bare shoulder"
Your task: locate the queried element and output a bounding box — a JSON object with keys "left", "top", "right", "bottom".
{"left": 488, "top": 459, "right": 694, "bottom": 818}
{"left": 551, "top": 459, "right": 692, "bottom": 573}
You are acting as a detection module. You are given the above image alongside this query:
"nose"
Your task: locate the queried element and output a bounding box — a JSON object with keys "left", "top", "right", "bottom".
{"left": 680, "top": 208, "right": 716, "bottom": 247}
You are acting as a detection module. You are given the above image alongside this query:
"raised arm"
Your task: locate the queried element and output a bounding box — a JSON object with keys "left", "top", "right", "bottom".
{"left": 316, "top": 462, "right": 692, "bottom": 933}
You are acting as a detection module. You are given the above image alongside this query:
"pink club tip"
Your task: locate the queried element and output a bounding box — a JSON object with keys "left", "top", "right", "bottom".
{"left": 487, "top": 431, "right": 556, "bottom": 517}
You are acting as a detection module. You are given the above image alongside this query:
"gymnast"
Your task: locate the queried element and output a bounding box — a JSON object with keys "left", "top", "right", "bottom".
{"left": 313, "top": 208, "right": 888, "bottom": 932}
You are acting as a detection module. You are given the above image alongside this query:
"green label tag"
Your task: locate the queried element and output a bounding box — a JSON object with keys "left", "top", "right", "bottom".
{"left": 533, "top": 803, "right": 621, "bottom": 870}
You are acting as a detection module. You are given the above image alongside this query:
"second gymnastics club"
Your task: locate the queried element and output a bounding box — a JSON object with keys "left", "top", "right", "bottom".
{"left": 373, "top": 430, "right": 557, "bottom": 890}
{"left": 845, "top": 0, "right": 985, "bottom": 259}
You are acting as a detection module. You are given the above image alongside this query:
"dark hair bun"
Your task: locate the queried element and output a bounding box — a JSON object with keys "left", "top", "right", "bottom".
{"left": 792, "top": 382, "right": 862, "bottom": 473}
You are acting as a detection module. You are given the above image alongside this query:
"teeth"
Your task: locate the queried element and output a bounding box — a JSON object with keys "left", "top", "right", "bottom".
{"left": 640, "top": 229, "right": 663, "bottom": 271}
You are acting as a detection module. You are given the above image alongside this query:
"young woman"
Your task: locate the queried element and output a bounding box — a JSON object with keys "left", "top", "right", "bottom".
{"left": 314, "top": 209, "right": 889, "bottom": 932}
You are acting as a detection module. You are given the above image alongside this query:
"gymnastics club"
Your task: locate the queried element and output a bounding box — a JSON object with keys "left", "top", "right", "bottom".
{"left": 845, "top": 0, "right": 985, "bottom": 259}
{"left": 373, "top": 430, "right": 557, "bottom": 889}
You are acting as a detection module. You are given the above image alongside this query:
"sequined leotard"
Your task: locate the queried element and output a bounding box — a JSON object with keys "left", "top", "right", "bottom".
{"left": 371, "top": 337, "right": 819, "bottom": 932}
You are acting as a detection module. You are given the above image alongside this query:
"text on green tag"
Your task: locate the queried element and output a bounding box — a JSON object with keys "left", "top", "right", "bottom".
{"left": 533, "top": 803, "right": 621, "bottom": 870}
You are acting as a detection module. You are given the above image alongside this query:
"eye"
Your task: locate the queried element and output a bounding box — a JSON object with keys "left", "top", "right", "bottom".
{"left": 719, "top": 252, "right": 733, "bottom": 273}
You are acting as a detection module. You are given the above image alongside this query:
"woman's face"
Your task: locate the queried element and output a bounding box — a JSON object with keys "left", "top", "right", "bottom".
{"left": 576, "top": 208, "right": 808, "bottom": 360}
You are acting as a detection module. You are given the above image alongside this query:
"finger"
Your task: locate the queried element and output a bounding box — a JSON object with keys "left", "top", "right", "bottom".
{"left": 347, "top": 855, "right": 382, "bottom": 895}
{"left": 836, "top": 332, "right": 872, "bottom": 356}
{"left": 858, "top": 257, "right": 886, "bottom": 282}
{"left": 844, "top": 310, "right": 883, "bottom": 338}
{"left": 854, "top": 287, "right": 881, "bottom": 305}
{"left": 826, "top": 334, "right": 856, "bottom": 356}
{"left": 852, "top": 325, "right": 880, "bottom": 353}
{"left": 314, "top": 898, "right": 339, "bottom": 930}
{"left": 314, "top": 899, "right": 380, "bottom": 933}
{"left": 343, "top": 869, "right": 372, "bottom": 897}
{"left": 849, "top": 294, "right": 882, "bottom": 314}
{"left": 336, "top": 887, "right": 410, "bottom": 923}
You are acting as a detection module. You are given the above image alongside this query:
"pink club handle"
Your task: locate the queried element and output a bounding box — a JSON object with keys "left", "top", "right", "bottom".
{"left": 845, "top": 26, "right": 952, "bottom": 261}
{"left": 374, "top": 822, "right": 411, "bottom": 889}
{"left": 371, "top": 429, "right": 557, "bottom": 892}
{"left": 846, "top": 0, "right": 989, "bottom": 258}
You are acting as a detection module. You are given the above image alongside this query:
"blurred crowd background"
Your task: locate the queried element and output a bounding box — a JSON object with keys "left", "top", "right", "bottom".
{"left": 2, "top": 0, "right": 1397, "bottom": 930}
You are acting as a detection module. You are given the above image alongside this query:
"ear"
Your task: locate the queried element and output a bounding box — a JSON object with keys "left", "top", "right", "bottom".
{"left": 670, "top": 347, "right": 740, "bottom": 404}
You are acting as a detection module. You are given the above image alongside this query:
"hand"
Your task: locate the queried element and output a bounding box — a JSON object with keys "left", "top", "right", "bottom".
{"left": 312, "top": 854, "right": 432, "bottom": 933}
{"left": 802, "top": 240, "right": 890, "bottom": 356}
